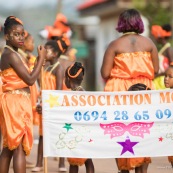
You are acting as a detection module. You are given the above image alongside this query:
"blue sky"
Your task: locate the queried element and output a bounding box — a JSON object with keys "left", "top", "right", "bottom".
{"left": 0, "top": 0, "right": 82, "bottom": 9}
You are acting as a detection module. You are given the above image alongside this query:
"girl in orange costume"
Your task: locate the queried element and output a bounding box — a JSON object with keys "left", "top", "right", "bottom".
{"left": 100, "top": 9, "right": 159, "bottom": 173}
{"left": 0, "top": 16, "right": 46, "bottom": 173}
{"left": 32, "top": 36, "right": 70, "bottom": 172}
{"left": 18, "top": 30, "right": 40, "bottom": 168}
{"left": 19, "top": 30, "right": 40, "bottom": 126}
{"left": 65, "top": 62, "right": 95, "bottom": 173}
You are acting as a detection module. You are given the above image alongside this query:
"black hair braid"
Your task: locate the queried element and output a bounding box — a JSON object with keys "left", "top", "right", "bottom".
{"left": 128, "top": 83, "right": 151, "bottom": 91}
{"left": 4, "top": 16, "right": 23, "bottom": 34}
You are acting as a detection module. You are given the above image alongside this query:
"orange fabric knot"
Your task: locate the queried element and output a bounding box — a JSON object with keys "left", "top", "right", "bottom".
{"left": 151, "top": 25, "right": 171, "bottom": 38}
{"left": 24, "top": 30, "right": 28, "bottom": 38}
{"left": 67, "top": 63, "right": 83, "bottom": 78}
{"left": 10, "top": 16, "right": 23, "bottom": 25}
{"left": 62, "top": 34, "right": 71, "bottom": 46}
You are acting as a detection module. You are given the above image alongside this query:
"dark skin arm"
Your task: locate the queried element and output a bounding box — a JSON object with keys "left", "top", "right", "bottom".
{"left": 55, "top": 64, "right": 64, "bottom": 90}
{"left": 1, "top": 45, "right": 46, "bottom": 86}
{"left": 100, "top": 41, "right": 115, "bottom": 80}
{"left": 166, "top": 47, "right": 173, "bottom": 63}
{"left": 150, "top": 40, "right": 159, "bottom": 75}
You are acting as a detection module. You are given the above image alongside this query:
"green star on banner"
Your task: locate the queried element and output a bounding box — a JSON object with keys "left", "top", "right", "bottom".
{"left": 63, "top": 123, "right": 73, "bottom": 132}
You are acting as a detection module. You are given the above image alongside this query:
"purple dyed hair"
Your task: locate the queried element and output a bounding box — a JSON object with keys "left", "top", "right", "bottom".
{"left": 116, "top": 9, "right": 144, "bottom": 34}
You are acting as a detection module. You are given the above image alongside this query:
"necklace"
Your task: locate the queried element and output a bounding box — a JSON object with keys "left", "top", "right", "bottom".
{"left": 122, "top": 32, "right": 138, "bottom": 36}
{"left": 72, "top": 86, "right": 83, "bottom": 91}
{"left": 45, "top": 61, "right": 60, "bottom": 73}
{"left": 4, "top": 45, "right": 17, "bottom": 53}
{"left": 4, "top": 45, "right": 22, "bottom": 60}
{"left": 4, "top": 45, "right": 29, "bottom": 70}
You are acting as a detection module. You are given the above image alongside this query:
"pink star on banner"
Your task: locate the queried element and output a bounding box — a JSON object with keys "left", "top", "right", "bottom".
{"left": 159, "top": 137, "right": 163, "bottom": 142}
{"left": 117, "top": 136, "right": 139, "bottom": 155}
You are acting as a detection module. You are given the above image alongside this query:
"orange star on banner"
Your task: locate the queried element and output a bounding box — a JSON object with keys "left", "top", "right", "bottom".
{"left": 45, "top": 94, "right": 60, "bottom": 108}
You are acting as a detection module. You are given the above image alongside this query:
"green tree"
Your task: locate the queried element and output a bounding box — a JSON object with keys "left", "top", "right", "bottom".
{"left": 133, "top": 0, "right": 171, "bottom": 26}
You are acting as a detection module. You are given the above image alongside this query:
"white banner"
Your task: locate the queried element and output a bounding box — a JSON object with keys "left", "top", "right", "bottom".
{"left": 42, "top": 89, "right": 173, "bottom": 158}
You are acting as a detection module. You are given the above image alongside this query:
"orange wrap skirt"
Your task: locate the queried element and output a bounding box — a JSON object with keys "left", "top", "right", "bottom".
{"left": 30, "top": 83, "right": 40, "bottom": 126}
{"left": 117, "top": 157, "right": 151, "bottom": 170}
{"left": 168, "top": 156, "right": 173, "bottom": 163}
{"left": 67, "top": 158, "right": 87, "bottom": 166}
{"left": 0, "top": 90, "right": 33, "bottom": 156}
{"left": 104, "top": 76, "right": 154, "bottom": 91}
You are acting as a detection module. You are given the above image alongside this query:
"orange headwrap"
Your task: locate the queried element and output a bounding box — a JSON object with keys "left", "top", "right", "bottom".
{"left": 10, "top": 16, "right": 23, "bottom": 25}
{"left": 45, "top": 26, "right": 62, "bottom": 39}
{"left": 53, "top": 13, "right": 70, "bottom": 33}
{"left": 151, "top": 25, "right": 171, "bottom": 38}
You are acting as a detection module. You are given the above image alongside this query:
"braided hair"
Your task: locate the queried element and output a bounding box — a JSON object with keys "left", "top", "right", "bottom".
{"left": 66, "top": 62, "right": 84, "bottom": 85}
{"left": 45, "top": 35, "right": 70, "bottom": 57}
{"left": 4, "top": 16, "right": 23, "bottom": 34}
{"left": 128, "top": 83, "right": 151, "bottom": 91}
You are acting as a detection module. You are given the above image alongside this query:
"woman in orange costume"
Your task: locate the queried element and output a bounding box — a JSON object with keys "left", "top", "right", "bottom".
{"left": 151, "top": 24, "right": 173, "bottom": 90}
{"left": 32, "top": 36, "right": 70, "bottom": 172}
{"left": 101, "top": 9, "right": 159, "bottom": 173}
{"left": 0, "top": 16, "right": 46, "bottom": 173}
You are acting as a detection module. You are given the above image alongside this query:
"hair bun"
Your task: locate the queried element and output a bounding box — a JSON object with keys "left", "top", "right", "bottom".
{"left": 162, "top": 24, "right": 172, "bottom": 32}
{"left": 74, "top": 62, "right": 82, "bottom": 68}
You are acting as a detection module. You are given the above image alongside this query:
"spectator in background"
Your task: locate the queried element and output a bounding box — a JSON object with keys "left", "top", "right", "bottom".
{"left": 151, "top": 24, "right": 173, "bottom": 89}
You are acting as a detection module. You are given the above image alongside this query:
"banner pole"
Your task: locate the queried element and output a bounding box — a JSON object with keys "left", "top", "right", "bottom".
{"left": 44, "top": 157, "right": 48, "bottom": 173}
{"left": 41, "top": 67, "right": 48, "bottom": 173}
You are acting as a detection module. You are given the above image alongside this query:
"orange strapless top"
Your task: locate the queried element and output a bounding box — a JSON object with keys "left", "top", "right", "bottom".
{"left": 110, "top": 52, "right": 154, "bottom": 79}
{"left": 1, "top": 68, "right": 28, "bottom": 92}
{"left": 42, "top": 71, "right": 56, "bottom": 90}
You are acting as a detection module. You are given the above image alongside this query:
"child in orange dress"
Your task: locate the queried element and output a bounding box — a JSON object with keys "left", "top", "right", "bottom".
{"left": 65, "top": 62, "right": 95, "bottom": 173}
{"left": 163, "top": 63, "right": 173, "bottom": 167}
{"left": 32, "top": 36, "right": 70, "bottom": 172}
{"left": 117, "top": 83, "right": 151, "bottom": 173}
{"left": 0, "top": 16, "right": 46, "bottom": 173}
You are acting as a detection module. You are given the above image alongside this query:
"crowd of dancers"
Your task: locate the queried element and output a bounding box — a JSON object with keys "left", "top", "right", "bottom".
{"left": 0, "top": 8, "right": 173, "bottom": 173}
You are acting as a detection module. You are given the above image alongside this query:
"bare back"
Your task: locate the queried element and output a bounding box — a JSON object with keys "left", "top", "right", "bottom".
{"left": 114, "top": 34, "right": 155, "bottom": 54}
{"left": 101, "top": 34, "right": 159, "bottom": 79}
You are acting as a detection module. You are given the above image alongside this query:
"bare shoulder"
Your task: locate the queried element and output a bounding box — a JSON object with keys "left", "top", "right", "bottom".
{"left": 55, "top": 62, "right": 64, "bottom": 74}
{"left": 1, "top": 49, "right": 20, "bottom": 70}
{"left": 139, "top": 35, "right": 155, "bottom": 46}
